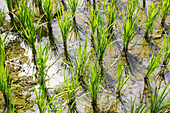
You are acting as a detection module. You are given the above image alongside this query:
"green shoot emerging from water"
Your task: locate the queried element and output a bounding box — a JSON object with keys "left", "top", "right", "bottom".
{"left": 64, "top": 65, "right": 79, "bottom": 111}
{"left": 130, "top": 97, "right": 147, "bottom": 113}
{"left": 160, "top": 0, "right": 170, "bottom": 27}
{"left": 90, "top": 8, "right": 114, "bottom": 77}
{"left": 120, "top": 2, "right": 139, "bottom": 57}
{"left": 147, "top": 80, "right": 170, "bottom": 113}
{"left": 86, "top": 57, "right": 107, "bottom": 112}
{"left": 144, "top": 2, "right": 160, "bottom": 40}
{"left": 0, "top": 33, "right": 15, "bottom": 112}
{"left": 16, "top": 0, "right": 29, "bottom": 26}
{"left": 14, "top": 4, "right": 45, "bottom": 67}
{"left": 70, "top": 38, "right": 90, "bottom": 90}
{"left": 116, "top": 64, "right": 130, "bottom": 97}
{"left": 34, "top": 42, "right": 50, "bottom": 113}
{"left": 163, "top": 33, "right": 170, "bottom": 66}
{"left": 36, "top": 42, "right": 50, "bottom": 87}
{"left": 145, "top": 49, "right": 164, "bottom": 79}
{"left": 57, "top": 8, "right": 72, "bottom": 61}
{"left": 103, "top": 0, "right": 118, "bottom": 34}
{"left": 34, "top": 41, "right": 63, "bottom": 112}
{"left": 67, "top": 0, "right": 79, "bottom": 20}
{"left": 42, "top": 0, "right": 53, "bottom": 34}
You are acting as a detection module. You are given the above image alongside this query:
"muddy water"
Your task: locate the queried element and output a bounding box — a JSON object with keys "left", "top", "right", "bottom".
{"left": 0, "top": 0, "right": 170, "bottom": 112}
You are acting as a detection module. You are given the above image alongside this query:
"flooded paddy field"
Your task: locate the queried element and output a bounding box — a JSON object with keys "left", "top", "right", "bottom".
{"left": 0, "top": 0, "right": 170, "bottom": 112}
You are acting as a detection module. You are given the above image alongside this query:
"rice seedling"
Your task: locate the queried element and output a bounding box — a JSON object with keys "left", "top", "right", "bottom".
{"left": 130, "top": 97, "right": 147, "bottom": 113}
{"left": 68, "top": 0, "right": 82, "bottom": 40}
{"left": 16, "top": 0, "right": 28, "bottom": 26}
{"left": 103, "top": 0, "right": 118, "bottom": 34}
{"left": 42, "top": 0, "right": 53, "bottom": 37}
{"left": 89, "top": 8, "right": 97, "bottom": 41}
{"left": 34, "top": 84, "right": 48, "bottom": 113}
{"left": 57, "top": 8, "right": 72, "bottom": 61}
{"left": 130, "top": 79, "right": 170, "bottom": 113}
{"left": 0, "top": 33, "right": 15, "bottom": 112}
{"left": 144, "top": 3, "right": 160, "bottom": 40}
{"left": 93, "top": 11, "right": 108, "bottom": 75}
{"left": 64, "top": 65, "right": 79, "bottom": 111}
{"left": 163, "top": 33, "right": 170, "bottom": 66}
{"left": 90, "top": 8, "right": 115, "bottom": 77}
{"left": 157, "top": 33, "right": 170, "bottom": 80}
{"left": 144, "top": 48, "right": 164, "bottom": 80}
{"left": 126, "top": 0, "right": 138, "bottom": 21}
{"left": 160, "top": 0, "right": 170, "bottom": 27}
{"left": 34, "top": 82, "right": 66, "bottom": 113}
{"left": 116, "top": 64, "right": 130, "bottom": 97}
{"left": 85, "top": 57, "right": 107, "bottom": 112}
{"left": 147, "top": 80, "right": 170, "bottom": 113}
{"left": 34, "top": 41, "right": 65, "bottom": 112}
{"left": 36, "top": 42, "right": 50, "bottom": 87}
{"left": 67, "top": 0, "right": 79, "bottom": 21}
{"left": 70, "top": 38, "right": 91, "bottom": 91}
{"left": 119, "top": 3, "right": 140, "bottom": 57}
{"left": 33, "top": 42, "right": 49, "bottom": 112}
{"left": 14, "top": 4, "right": 45, "bottom": 67}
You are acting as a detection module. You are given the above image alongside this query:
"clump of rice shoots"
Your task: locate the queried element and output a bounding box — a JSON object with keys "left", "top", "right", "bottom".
{"left": 0, "top": 33, "right": 15, "bottom": 112}
{"left": 42, "top": 0, "right": 53, "bottom": 38}
{"left": 116, "top": 64, "right": 130, "bottom": 97}
{"left": 16, "top": 0, "right": 29, "bottom": 27}
{"left": 34, "top": 41, "right": 64, "bottom": 112}
{"left": 70, "top": 38, "right": 90, "bottom": 91}
{"left": 147, "top": 80, "right": 170, "bottom": 113}
{"left": 144, "top": 3, "right": 160, "bottom": 40}
{"left": 90, "top": 8, "right": 114, "bottom": 77}
{"left": 67, "top": 0, "right": 79, "bottom": 21}
{"left": 160, "top": 0, "right": 170, "bottom": 27}
{"left": 14, "top": 4, "right": 45, "bottom": 68}
{"left": 144, "top": 49, "right": 164, "bottom": 80}
{"left": 68, "top": 0, "right": 82, "bottom": 40}
{"left": 130, "top": 97, "right": 147, "bottom": 113}
{"left": 85, "top": 57, "right": 106, "bottom": 112}
{"left": 103, "top": 0, "right": 118, "bottom": 34}
{"left": 120, "top": 1, "right": 140, "bottom": 57}
{"left": 64, "top": 65, "right": 79, "bottom": 112}
{"left": 57, "top": 8, "right": 72, "bottom": 62}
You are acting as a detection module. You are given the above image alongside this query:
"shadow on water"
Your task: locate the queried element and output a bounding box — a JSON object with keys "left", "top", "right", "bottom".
{"left": 34, "top": 0, "right": 44, "bottom": 15}
{"left": 70, "top": 17, "right": 83, "bottom": 41}
{"left": 105, "top": 95, "right": 127, "bottom": 113}
{"left": 141, "top": 78, "right": 151, "bottom": 105}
